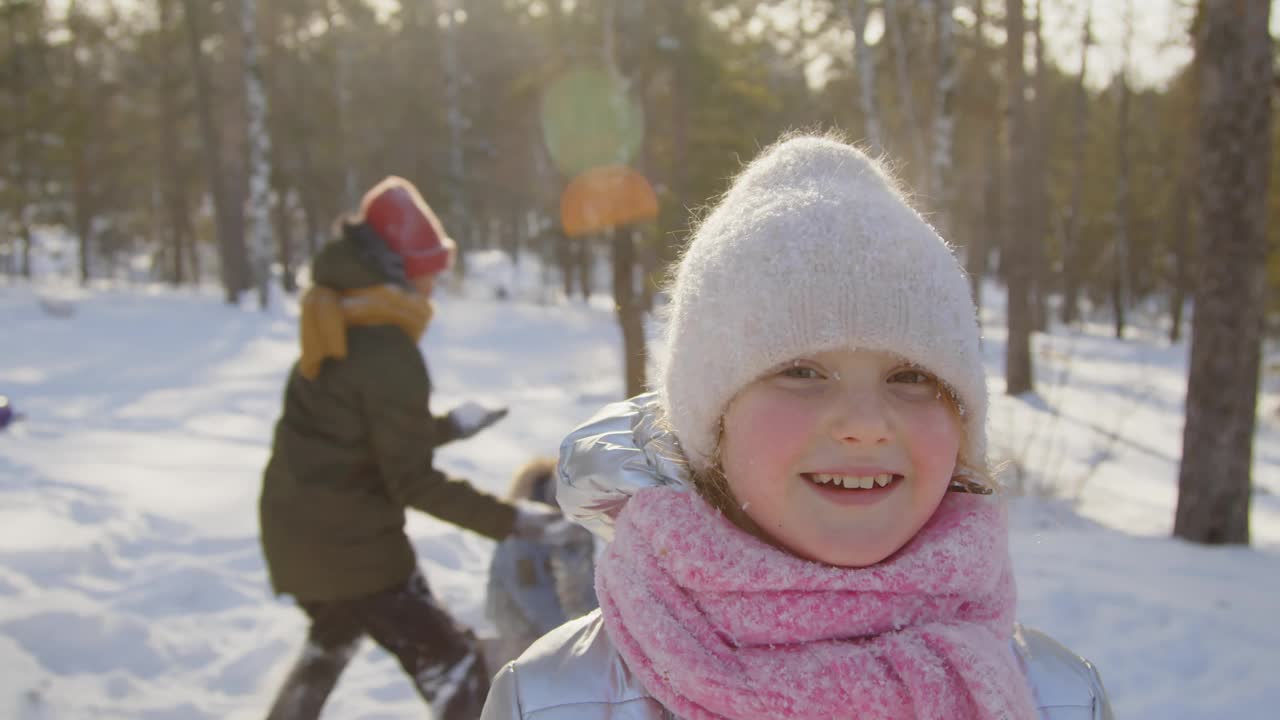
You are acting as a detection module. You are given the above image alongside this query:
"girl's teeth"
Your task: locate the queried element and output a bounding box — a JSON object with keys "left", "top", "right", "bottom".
{"left": 810, "top": 474, "right": 897, "bottom": 489}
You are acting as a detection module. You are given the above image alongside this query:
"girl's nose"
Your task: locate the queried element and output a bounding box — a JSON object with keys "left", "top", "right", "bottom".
{"left": 829, "top": 392, "right": 891, "bottom": 445}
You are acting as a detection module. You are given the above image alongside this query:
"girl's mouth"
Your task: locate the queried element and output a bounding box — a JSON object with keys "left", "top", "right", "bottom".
{"left": 802, "top": 473, "right": 903, "bottom": 490}
{"left": 800, "top": 473, "right": 904, "bottom": 506}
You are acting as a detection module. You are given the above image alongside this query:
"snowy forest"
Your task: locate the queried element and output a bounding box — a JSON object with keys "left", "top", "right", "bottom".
{"left": 2, "top": 0, "right": 1279, "bottom": 717}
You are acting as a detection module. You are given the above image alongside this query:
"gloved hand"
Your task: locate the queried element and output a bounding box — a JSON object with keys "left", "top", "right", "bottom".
{"left": 511, "top": 499, "right": 581, "bottom": 546}
{"left": 0, "top": 396, "right": 18, "bottom": 431}
{"left": 447, "top": 401, "right": 508, "bottom": 440}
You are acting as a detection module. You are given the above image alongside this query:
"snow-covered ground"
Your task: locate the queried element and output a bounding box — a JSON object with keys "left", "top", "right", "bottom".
{"left": 1, "top": 265, "right": 1278, "bottom": 719}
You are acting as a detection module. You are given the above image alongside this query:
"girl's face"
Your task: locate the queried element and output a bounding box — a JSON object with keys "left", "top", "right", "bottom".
{"left": 719, "top": 348, "right": 962, "bottom": 568}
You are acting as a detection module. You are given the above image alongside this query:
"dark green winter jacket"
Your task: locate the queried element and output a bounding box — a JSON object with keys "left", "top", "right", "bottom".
{"left": 259, "top": 225, "right": 516, "bottom": 602}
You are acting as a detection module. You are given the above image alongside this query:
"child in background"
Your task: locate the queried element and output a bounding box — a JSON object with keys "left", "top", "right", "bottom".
{"left": 486, "top": 457, "right": 598, "bottom": 672}
{"left": 258, "top": 177, "right": 563, "bottom": 720}
{"left": 482, "top": 134, "right": 1113, "bottom": 719}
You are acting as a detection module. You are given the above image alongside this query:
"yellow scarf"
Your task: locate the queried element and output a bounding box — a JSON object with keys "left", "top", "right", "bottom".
{"left": 298, "top": 284, "right": 434, "bottom": 380}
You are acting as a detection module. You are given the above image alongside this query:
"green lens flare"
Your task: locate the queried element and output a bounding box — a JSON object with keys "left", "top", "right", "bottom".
{"left": 541, "top": 64, "right": 644, "bottom": 178}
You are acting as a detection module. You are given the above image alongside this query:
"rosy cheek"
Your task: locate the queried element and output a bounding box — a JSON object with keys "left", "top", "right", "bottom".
{"left": 905, "top": 408, "right": 962, "bottom": 468}
{"left": 724, "top": 391, "right": 815, "bottom": 481}
{"left": 732, "top": 393, "right": 810, "bottom": 444}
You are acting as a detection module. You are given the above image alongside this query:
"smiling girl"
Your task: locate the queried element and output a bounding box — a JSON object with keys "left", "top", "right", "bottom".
{"left": 481, "top": 134, "right": 1113, "bottom": 719}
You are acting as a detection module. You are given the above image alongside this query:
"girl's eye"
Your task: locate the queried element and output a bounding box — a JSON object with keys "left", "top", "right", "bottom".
{"left": 889, "top": 369, "right": 935, "bottom": 385}
{"left": 780, "top": 365, "right": 823, "bottom": 380}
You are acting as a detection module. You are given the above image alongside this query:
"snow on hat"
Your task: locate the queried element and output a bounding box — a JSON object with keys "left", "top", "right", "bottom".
{"left": 657, "top": 134, "right": 987, "bottom": 474}
{"left": 359, "top": 176, "right": 456, "bottom": 278}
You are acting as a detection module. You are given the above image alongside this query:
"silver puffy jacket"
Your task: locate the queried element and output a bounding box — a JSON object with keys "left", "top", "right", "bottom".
{"left": 482, "top": 395, "right": 1114, "bottom": 720}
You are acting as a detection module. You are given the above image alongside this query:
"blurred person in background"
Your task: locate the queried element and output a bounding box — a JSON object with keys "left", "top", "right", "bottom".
{"left": 259, "top": 176, "right": 564, "bottom": 720}
{"left": 485, "top": 456, "right": 598, "bottom": 672}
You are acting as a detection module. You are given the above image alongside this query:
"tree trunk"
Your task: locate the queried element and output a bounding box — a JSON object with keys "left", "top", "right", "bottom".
{"left": 19, "top": 224, "right": 32, "bottom": 279}
{"left": 286, "top": 28, "right": 321, "bottom": 265}
{"left": 1174, "top": 0, "right": 1272, "bottom": 546}
{"left": 71, "top": 151, "right": 90, "bottom": 286}
{"left": 849, "top": 0, "right": 881, "bottom": 154}
{"left": 299, "top": 170, "right": 322, "bottom": 258}
{"left": 182, "top": 0, "right": 248, "bottom": 303}
{"left": 557, "top": 232, "right": 575, "bottom": 299}
{"left": 6, "top": 3, "right": 32, "bottom": 278}
{"left": 73, "top": 154, "right": 93, "bottom": 285}
{"left": 241, "top": 0, "right": 273, "bottom": 309}
{"left": 1113, "top": 65, "right": 1131, "bottom": 340}
{"left": 1003, "top": 0, "right": 1035, "bottom": 395}
{"left": 265, "top": 0, "right": 304, "bottom": 287}
{"left": 930, "top": 0, "right": 955, "bottom": 228}
{"left": 290, "top": 46, "right": 322, "bottom": 260}
{"left": 1172, "top": 147, "right": 1192, "bottom": 340}
{"left": 1061, "top": 5, "right": 1091, "bottom": 326}
{"left": 638, "top": 229, "right": 656, "bottom": 313}
{"left": 275, "top": 189, "right": 298, "bottom": 294}
{"left": 664, "top": 0, "right": 690, "bottom": 258}
{"left": 68, "top": 2, "right": 94, "bottom": 285}
{"left": 966, "top": 0, "right": 995, "bottom": 310}
{"left": 507, "top": 207, "right": 523, "bottom": 262}
{"left": 439, "top": 0, "right": 469, "bottom": 265}
{"left": 1028, "top": 0, "right": 1050, "bottom": 331}
{"left": 157, "top": 0, "right": 188, "bottom": 286}
{"left": 1110, "top": 1, "right": 1136, "bottom": 339}
{"left": 885, "top": 0, "right": 926, "bottom": 175}
{"left": 613, "top": 228, "right": 646, "bottom": 398}
{"left": 324, "top": 2, "right": 357, "bottom": 209}
{"left": 577, "top": 239, "right": 593, "bottom": 300}
{"left": 1170, "top": 27, "right": 1201, "bottom": 346}
{"left": 168, "top": 207, "right": 186, "bottom": 283}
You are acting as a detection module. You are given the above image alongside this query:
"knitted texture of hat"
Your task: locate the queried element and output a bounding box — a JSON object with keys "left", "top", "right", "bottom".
{"left": 658, "top": 135, "right": 986, "bottom": 473}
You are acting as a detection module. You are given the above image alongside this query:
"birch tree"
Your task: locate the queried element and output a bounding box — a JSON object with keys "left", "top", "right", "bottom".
{"left": 848, "top": 0, "right": 881, "bottom": 154}
{"left": 241, "top": 0, "right": 273, "bottom": 308}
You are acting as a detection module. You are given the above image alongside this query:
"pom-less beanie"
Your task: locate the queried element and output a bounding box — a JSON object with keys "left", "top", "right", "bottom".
{"left": 658, "top": 135, "right": 987, "bottom": 474}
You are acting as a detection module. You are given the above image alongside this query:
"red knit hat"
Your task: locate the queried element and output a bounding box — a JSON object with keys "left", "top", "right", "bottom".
{"left": 359, "top": 176, "right": 456, "bottom": 278}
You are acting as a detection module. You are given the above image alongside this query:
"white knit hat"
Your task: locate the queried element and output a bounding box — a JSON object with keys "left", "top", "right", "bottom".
{"left": 657, "top": 135, "right": 986, "bottom": 474}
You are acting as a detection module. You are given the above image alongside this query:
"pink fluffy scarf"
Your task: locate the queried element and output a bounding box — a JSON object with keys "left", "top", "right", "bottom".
{"left": 595, "top": 487, "right": 1038, "bottom": 720}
